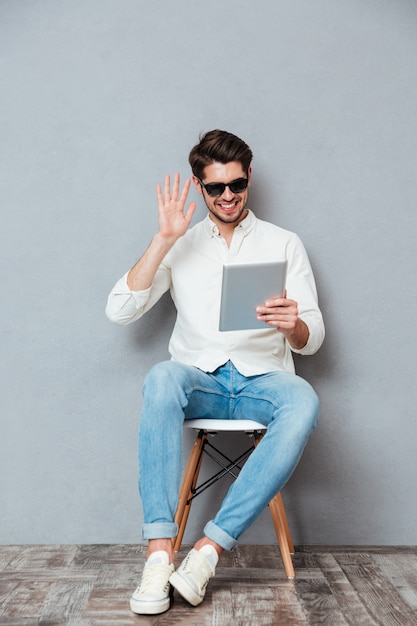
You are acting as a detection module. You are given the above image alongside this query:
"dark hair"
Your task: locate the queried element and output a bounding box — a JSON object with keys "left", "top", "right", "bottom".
{"left": 189, "top": 129, "right": 253, "bottom": 180}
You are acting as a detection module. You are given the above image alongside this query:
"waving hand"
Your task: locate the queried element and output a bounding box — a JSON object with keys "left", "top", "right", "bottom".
{"left": 156, "top": 173, "right": 196, "bottom": 243}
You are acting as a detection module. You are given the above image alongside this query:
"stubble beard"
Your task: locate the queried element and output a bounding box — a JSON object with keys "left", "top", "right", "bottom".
{"left": 205, "top": 198, "right": 248, "bottom": 226}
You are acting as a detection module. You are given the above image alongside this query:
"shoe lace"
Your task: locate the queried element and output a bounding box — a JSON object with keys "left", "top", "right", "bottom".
{"left": 182, "top": 550, "right": 215, "bottom": 587}
{"left": 138, "top": 563, "right": 172, "bottom": 594}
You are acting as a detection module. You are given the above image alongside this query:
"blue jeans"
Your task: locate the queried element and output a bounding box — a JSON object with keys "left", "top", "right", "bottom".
{"left": 139, "top": 360, "right": 319, "bottom": 551}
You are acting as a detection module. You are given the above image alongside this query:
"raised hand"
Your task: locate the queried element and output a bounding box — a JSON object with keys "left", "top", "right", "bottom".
{"left": 156, "top": 173, "right": 197, "bottom": 243}
{"left": 126, "top": 173, "right": 197, "bottom": 291}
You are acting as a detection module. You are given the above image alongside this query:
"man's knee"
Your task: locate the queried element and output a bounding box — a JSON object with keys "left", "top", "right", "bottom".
{"left": 310, "top": 390, "right": 320, "bottom": 429}
{"left": 299, "top": 382, "right": 320, "bottom": 432}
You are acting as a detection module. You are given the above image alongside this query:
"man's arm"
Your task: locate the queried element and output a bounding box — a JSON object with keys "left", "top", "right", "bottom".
{"left": 105, "top": 174, "right": 196, "bottom": 325}
{"left": 127, "top": 173, "right": 196, "bottom": 291}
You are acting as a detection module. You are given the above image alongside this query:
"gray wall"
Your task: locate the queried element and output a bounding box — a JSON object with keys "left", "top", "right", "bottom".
{"left": 2, "top": 0, "right": 416, "bottom": 545}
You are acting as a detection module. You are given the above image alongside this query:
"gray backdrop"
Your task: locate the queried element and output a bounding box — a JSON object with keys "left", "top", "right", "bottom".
{"left": 2, "top": 0, "right": 416, "bottom": 545}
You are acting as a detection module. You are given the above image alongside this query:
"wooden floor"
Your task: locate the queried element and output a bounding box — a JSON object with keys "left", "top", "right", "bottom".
{"left": 0, "top": 545, "right": 416, "bottom": 625}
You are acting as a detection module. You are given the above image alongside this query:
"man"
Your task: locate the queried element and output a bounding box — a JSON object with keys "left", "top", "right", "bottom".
{"left": 106, "top": 129, "right": 325, "bottom": 615}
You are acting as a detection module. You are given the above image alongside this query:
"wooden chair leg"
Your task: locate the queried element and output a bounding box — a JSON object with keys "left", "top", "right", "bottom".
{"left": 268, "top": 494, "right": 295, "bottom": 579}
{"left": 275, "top": 492, "right": 294, "bottom": 554}
{"left": 172, "top": 431, "right": 207, "bottom": 552}
{"left": 254, "top": 431, "right": 295, "bottom": 578}
{"left": 175, "top": 445, "right": 205, "bottom": 551}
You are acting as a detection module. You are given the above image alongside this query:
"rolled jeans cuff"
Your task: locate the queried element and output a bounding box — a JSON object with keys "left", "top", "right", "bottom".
{"left": 142, "top": 522, "right": 178, "bottom": 540}
{"left": 204, "top": 520, "right": 238, "bottom": 551}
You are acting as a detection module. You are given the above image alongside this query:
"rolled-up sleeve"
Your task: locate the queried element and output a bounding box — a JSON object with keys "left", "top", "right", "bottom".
{"left": 292, "top": 310, "right": 325, "bottom": 355}
{"left": 105, "top": 266, "right": 171, "bottom": 326}
{"left": 285, "top": 234, "right": 325, "bottom": 356}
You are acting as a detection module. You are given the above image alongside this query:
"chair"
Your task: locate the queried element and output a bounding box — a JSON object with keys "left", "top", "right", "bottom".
{"left": 172, "top": 419, "right": 295, "bottom": 579}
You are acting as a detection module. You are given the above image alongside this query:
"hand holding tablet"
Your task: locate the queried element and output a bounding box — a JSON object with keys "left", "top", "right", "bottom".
{"left": 219, "top": 260, "right": 288, "bottom": 331}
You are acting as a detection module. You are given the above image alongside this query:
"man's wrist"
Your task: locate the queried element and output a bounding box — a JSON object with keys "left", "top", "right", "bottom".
{"left": 286, "top": 318, "right": 309, "bottom": 350}
{"left": 154, "top": 231, "right": 178, "bottom": 249}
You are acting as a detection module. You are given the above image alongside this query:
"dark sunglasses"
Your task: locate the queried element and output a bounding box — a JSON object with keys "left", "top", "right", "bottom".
{"left": 198, "top": 177, "right": 249, "bottom": 197}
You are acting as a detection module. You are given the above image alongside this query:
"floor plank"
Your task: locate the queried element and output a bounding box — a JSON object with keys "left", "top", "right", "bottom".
{"left": 314, "top": 553, "right": 376, "bottom": 625}
{"left": 0, "top": 545, "right": 416, "bottom": 625}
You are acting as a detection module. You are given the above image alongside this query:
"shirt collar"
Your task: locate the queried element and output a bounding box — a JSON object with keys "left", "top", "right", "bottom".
{"left": 204, "top": 209, "right": 256, "bottom": 237}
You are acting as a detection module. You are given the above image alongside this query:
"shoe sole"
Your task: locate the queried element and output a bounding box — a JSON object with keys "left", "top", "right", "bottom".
{"left": 130, "top": 596, "right": 170, "bottom": 615}
{"left": 169, "top": 570, "right": 204, "bottom": 606}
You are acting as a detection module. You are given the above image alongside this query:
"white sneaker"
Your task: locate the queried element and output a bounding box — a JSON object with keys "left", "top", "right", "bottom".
{"left": 130, "top": 551, "right": 174, "bottom": 615}
{"left": 169, "top": 545, "right": 219, "bottom": 606}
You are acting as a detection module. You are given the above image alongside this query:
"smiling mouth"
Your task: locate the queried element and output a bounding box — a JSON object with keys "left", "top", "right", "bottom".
{"left": 217, "top": 200, "right": 239, "bottom": 211}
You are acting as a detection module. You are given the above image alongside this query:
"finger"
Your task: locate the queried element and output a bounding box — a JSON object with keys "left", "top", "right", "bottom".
{"left": 156, "top": 183, "right": 163, "bottom": 205}
{"left": 178, "top": 178, "right": 191, "bottom": 206}
{"left": 265, "top": 296, "right": 293, "bottom": 309}
{"left": 263, "top": 298, "right": 282, "bottom": 310}
{"left": 172, "top": 172, "right": 180, "bottom": 201}
{"left": 184, "top": 201, "right": 197, "bottom": 224}
{"left": 164, "top": 174, "right": 171, "bottom": 202}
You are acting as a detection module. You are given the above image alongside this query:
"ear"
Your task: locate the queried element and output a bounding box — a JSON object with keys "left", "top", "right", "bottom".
{"left": 247, "top": 166, "right": 253, "bottom": 187}
{"left": 192, "top": 175, "right": 203, "bottom": 195}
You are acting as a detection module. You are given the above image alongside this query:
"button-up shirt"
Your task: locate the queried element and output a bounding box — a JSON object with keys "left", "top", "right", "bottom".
{"left": 105, "top": 210, "right": 324, "bottom": 376}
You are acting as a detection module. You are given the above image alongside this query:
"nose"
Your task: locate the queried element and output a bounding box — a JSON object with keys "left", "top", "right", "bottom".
{"left": 221, "top": 185, "right": 235, "bottom": 201}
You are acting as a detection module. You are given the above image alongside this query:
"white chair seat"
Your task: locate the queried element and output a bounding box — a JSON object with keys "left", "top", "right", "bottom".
{"left": 184, "top": 418, "right": 267, "bottom": 432}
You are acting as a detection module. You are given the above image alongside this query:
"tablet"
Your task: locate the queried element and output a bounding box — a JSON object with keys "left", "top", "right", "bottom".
{"left": 219, "top": 260, "right": 288, "bottom": 331}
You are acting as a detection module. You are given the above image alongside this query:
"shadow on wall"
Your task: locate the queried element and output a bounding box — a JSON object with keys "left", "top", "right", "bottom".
{"left": 128, "top": 290, "right": 176, "bottom": 353}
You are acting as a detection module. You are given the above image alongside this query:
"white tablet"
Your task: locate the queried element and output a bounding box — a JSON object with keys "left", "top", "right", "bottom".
{"left": 219, "top": 260, "right": 288, "bottom": 331}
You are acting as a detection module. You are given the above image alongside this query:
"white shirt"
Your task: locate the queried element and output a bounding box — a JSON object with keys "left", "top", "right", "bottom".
{"left": 105, "top": 210, "right": 325, "bottom": 376}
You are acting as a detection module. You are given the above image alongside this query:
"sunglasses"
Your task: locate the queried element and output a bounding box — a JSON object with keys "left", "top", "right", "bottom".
{"left": 198, "top": 177, "right": 249, "bottom": 197}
